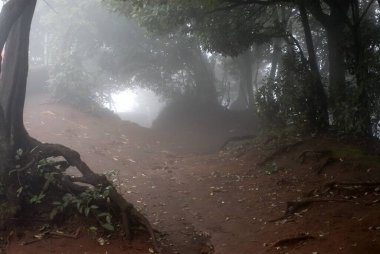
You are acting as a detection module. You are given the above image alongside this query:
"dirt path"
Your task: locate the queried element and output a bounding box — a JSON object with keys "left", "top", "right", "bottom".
{"left": 7, "top": 93, "right": 380, "bottom": 254}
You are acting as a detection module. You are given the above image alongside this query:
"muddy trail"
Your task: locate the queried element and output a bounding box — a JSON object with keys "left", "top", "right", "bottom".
{"left": 6, "top": 93, "right": 380, "bottom": 254}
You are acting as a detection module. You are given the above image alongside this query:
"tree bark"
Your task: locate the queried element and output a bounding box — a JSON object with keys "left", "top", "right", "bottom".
{"left": 240, "top": 49, "right": 255, "bottom": 110}
{"left": 326, "top": 23, "right": 346, "bottom": 112}
{"left": 351, "top": 0, "right": 371, "bottom": 135}
{"left": 306, "top": 0, "right": 349, "bottom": 125}
{"left": 0, "top": 0, "right": 32, "bottom": 59}
{"left": 0, "top": 0, "right": 36, "bottom": 175}
{"left": 182, "top": 40, "right": 218, "bottom": 104}
{"left": 192, "top": 51, "right": 218, "bottom": 104}
{"left": 269, "top": 38, "right": 281, "bottom": 83}
{"left": 298, "top": 3, "right": 328, "bottom": 129}
{"left": 252, "top": 43, "right": 263, "bottom": 92}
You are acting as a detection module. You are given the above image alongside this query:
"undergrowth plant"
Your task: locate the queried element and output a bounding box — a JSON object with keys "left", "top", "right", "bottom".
{"left": 9, "top": 150, "right": 116, "bottom": 231}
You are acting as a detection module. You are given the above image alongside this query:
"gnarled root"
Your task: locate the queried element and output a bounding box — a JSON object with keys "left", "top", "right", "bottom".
{"left": 28, "top": 140, "right": 162, "bottom": 253}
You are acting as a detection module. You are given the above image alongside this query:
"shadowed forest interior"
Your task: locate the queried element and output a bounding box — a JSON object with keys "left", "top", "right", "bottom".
{"left": 0, "top": 0, "right": 380, "bottom": 253}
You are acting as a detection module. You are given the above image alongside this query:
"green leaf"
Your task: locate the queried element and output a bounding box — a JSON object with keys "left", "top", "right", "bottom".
{"left": 85, "top": 207, "right": 90, "bottom": 217}
{"left": 101, "top": 223, "right": 114, "bottom": 231}
{"left": 50, "top": 209, "right": 58, "bottom": 220}
{"left": 16, "top": 187, "right": 23, "bottom": 197}
{"left": 97, "top": 212, "right": 110, "bottom": 218}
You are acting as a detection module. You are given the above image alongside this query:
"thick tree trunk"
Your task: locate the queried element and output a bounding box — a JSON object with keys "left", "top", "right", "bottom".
{"left": 299, "top": 3, "right": 328, "bottom": 129}
{"left": 0, "top": 0, "right": 36, "bottom": 176}
{"left": 326, "top": 24, "right": 346, "bottom": 115}
{"left": 351, "top": 0, "right": 371, "bottom": 135}
{"left": 192, "top": 53, "right": 218, "bottom": 104}
{"left": 181, "top": 39, "right": 218, "bottom": 104}
{"left": 230, "top": 78, "right": 248, "bottom": 110}
{"left": 307, "top": 0, "right": 349, "bottom": 127}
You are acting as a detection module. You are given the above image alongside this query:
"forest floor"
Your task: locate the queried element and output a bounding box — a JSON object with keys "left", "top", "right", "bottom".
{"left": 5, "top": 93, "right": 380, "bottom": 254}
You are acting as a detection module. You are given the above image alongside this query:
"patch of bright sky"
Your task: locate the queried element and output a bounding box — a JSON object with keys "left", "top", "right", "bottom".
{"left": 112, "top": 89, "right": 139, "bottom": 112}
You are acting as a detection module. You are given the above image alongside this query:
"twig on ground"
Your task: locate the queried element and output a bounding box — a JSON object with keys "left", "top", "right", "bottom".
{"left": 272, "top": 234, "right": 315, "bottom": 248}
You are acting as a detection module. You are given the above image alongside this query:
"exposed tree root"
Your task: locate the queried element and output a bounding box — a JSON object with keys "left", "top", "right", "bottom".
{"left": 321, "top": 181, "right": 380, "bottom": 197}
{"left": 315, "top": 157, "right": 337, "bottom": 174}
{"left": 324, "top": 181, "right": 380, "bottom": 189}
{"left": 269, "top": 198, "right": 352, "bottom": 222}
{"left": 298, "top": 150, "right": 332, "bottom": 163}
{"left": 27, "top": 140, "right": 162, "bottom": 253}
{"left": 297, "top": 150, "right": 336, "bottom": 173}
{"left": 21, "top": 228, "right": 81, "bottom": 246}
{"left": 270, "top": 182, "right": 380, "bottom": 223}
{"left": 220, "top": 135, "right": 257, "bottom": 150}
{"left": 257, "top": 141, "right": 303, "bottom": 167}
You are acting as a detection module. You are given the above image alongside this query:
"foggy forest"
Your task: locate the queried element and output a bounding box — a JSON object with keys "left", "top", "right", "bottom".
{"left": 0, "top": 0, "right": 380, "bottom": 253}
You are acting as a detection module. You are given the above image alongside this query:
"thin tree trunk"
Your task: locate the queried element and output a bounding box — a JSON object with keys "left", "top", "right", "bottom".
{"left": 243, "top": 49, "right": 255, "bottom": 110}
{"left": 299, "top": 4, "right": 320, "bottom": 79}
{"left": 269, "top": 38, "right": 281, "bottom": 83}
{"left": 326, "top": 25, "right": 346, "bottom": 115}
{"left": 252, "top": 43, "right": 263, "bottom": 92}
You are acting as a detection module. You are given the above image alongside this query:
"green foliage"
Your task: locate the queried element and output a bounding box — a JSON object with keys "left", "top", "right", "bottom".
{"left": 9, "top": 150, "right": 116, "bottom": 231}
{"left": 33, "top": 0, "right": 119, "bottom": 113}
{"left": 36, "top": 0, "right": 380, "bottom": 137}
{"left": 9, "top": 158, "right": 59, "bottom": 205}
{"left": 48, "top": 53, "right": 113, "bottom": 114}
{"left": 256, "top": 48, "right": 310, "bottom": 129}
{"left": 108, "top": 0, "right": 280, "bottom": 56}
{"left": 332, "top": 13, "right": 380, "bottom": 136}
{"left": 50, "top": 186, "right": 115, "bottom": 231}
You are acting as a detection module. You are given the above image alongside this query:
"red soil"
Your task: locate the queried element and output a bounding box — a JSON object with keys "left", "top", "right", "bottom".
{"left": 6, "top": 93, "right": 380, "bottom": 254}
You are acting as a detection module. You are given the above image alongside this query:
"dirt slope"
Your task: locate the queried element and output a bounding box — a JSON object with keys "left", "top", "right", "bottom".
{"left": 6, "top": 93, "right": 380, "bottom": 254}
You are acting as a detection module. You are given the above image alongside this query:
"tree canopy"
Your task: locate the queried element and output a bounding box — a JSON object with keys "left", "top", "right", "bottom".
{"left": 106, "top": 0, "right": 380, "bottom": 136}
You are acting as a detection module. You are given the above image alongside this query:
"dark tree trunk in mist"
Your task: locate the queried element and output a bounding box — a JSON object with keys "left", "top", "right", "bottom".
{"left": 307, "top": 0, "right": 349, "bottom": 126}
{"left": 326, "top": 23, "right": 346, "bottom": 112}
{"left": 192, "top": 53, "right": 218, "bottom": 104}
{"left": 351, "top": 0, "right": 371, "bottom": 135}
{"left": 0, "top": 0, "right": 36, "bottom": 178}
{"left": 299, "top": 3, "right": 328, "bottom": 129}
{"left": 230, "top": 76, "right": 248, "bottom": 110}
{"left": 231, "top": 47, "right": 261, "bottom": 111}
{"left": 252, "top": 44, "right": 262, "bottom": 92}
{"left": 182, "top": 40, "right": 218, "bottom": 104}
{"left": 269, "top": 38, "right": 281, "bottom": 83}
{"left": 240, "top": 49, "right": 255, "bottom": 111}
